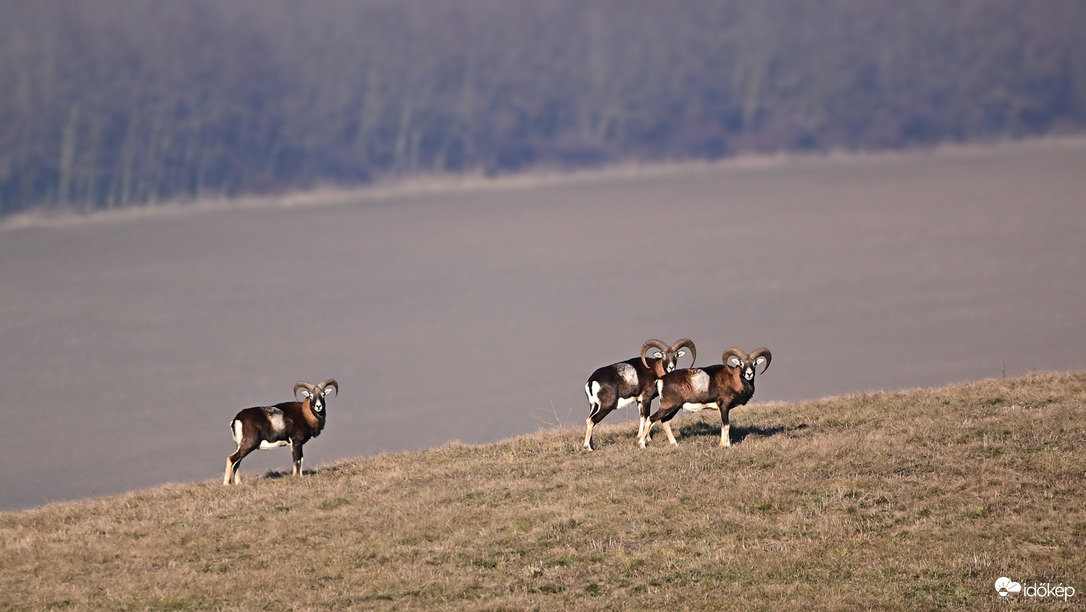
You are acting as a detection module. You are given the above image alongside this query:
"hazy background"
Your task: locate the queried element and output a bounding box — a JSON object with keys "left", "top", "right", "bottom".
{"left": 1, "top": 2, "right": 1085, "bottom": 511}
{"left": 1, "top": 1, "right": 1085, "bottom": 215}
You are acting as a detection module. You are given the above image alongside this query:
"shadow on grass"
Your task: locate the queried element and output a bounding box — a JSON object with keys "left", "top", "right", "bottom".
{"left": 678, "top": 419, "right": 808, "bottom": 444}
{"left": 261, "top": 468, "right": 318, "bottom": 480}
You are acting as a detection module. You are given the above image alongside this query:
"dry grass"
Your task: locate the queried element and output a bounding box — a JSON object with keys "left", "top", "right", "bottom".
{"left": 2, "top": 372, "right": 1084, "bottom": 610}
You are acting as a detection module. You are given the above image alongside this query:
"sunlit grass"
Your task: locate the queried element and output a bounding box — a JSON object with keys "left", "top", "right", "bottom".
{"left": 2, "top": 372, "right": 1083, "bottom": 610}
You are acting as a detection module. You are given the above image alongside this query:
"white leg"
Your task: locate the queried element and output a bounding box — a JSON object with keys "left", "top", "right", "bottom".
{"left": 638, "top": 422, "right": 654, "bottom": 448}
{"left": 640, "top": 415, "right": 653, "bottom": 441}
{"left": 720, "top": 424, "right": 731, "bottom": 447}
{"left": 663, "top": 421, "right": 678, "bottom": 446}
{"left": 636, "top": 398, "right": 651, "bottom": 441}
{"left": 225, "top": 445, "right": 244, "bottom": 485}
{"left": 584, "top": 417, "right": 595, "bottom": 450}
{"left": 291, "top": 439, "right": 303, "bottom": 476}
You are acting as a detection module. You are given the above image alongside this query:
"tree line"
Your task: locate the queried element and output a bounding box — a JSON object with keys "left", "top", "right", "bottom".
{"left": 1, "top": 0, "right": 1084, "bottom": 216}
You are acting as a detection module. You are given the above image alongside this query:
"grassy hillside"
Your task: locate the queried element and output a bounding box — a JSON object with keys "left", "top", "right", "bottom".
{"left": 2, "top": 373, "right": 1083, "bottom": 610}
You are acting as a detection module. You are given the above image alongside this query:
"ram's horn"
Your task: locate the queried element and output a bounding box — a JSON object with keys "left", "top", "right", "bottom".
{"left": 317, "top": 379, "right": 339, "bottom": 397}
{"left": 749, "top": 348, "right": 772, "bottom": 374}
{"left": 721, "top": 347, "right": 747, "bottom": 367}
{"left": 670, "top": 338, "right": 697, "bottom": 368}
{"left": 294, "top": 381, "right": 318, "bottom": 400}
{"left": 640, "top": 339, "right": 671, "bottom": 368}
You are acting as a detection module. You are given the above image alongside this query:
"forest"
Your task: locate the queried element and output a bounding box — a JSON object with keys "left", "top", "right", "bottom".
{"left": 1, "top": 0, "right": 1084, "bottom": 216}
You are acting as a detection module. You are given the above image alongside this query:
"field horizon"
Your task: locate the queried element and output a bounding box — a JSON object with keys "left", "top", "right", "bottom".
{"left": 1, "top": 372, "right": 1083, "bottom": 610}
{"left": 2, "top": 134, "right": 1081, "bottom": 233}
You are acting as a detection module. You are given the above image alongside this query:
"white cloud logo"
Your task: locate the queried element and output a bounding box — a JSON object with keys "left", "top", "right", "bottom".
{"left": 995, "top": 577, "right": 1022, "bottom": 597}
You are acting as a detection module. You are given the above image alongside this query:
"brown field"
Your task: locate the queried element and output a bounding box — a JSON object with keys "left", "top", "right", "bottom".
{"left": 0, "top": 372, "right": 1083, "bottom": 610}
{"left": 1, "top": 138, "right": 1085, "bottom": 511}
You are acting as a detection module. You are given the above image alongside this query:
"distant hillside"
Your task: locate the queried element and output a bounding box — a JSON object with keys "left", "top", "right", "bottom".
{"left": 1, "top": 0, "right": 1085, "bottom": 216}
{"left": 1, "top": 372, "right": 1083, "bottom": 609}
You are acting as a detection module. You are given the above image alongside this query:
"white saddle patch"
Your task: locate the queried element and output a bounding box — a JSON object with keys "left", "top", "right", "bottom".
{"left": 615, "top": 363, "right": 638, "bottom": 387}
{"left": 690, "top": 370, "right": 710, "bottom": 395}
{"left": 682, "top": 401, "right": 720, "bottom": 413}
{"left": 266, "top": 408, "right": 286, "bottom": 434}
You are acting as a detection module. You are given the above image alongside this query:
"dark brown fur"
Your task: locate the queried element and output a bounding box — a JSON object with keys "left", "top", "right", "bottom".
{"left": 583, "top": 338, "right": 696, "bottom": 450}
{"left": 224, "top": 379, "right": 337, "bottom": 484}
{"left": 641, "top": 348, "right": 770, "bottom": 448}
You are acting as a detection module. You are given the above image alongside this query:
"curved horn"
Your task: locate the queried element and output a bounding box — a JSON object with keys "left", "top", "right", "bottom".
{"left": 294, "top": 381, "right": 317, "bottom": 400}
{"left": 317, "top": 378, "right": 339, "bottom": 397}
{"left": 670, "top": 338, "right": 697, "bottom": 368}
{"left": 749, "top": 347, "right": 772, "bottom": 374}
{"left": 721, "top": 347, "right": 746, "bottom": 367}
{"left": 640, "top": 339, "right": 670, "bottom": 368}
